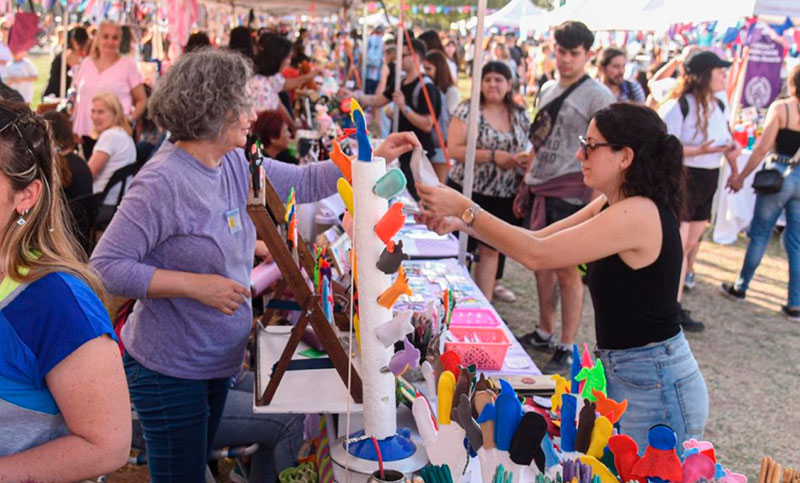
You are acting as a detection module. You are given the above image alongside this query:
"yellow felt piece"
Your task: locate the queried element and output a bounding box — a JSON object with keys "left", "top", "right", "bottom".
{"left": 437, "top": 370, "right": 456, "bottom": 425}
{"left": 337, "top": 178, "right": 353, "bottom": 214}
{"left": 587, "top": 415, "right": 614, "bottom": 459}
{"left": 578, "top": 455, "right": 620, "bottom": 483}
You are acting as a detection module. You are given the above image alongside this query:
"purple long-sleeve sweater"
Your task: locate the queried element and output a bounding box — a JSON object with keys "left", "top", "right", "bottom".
{"left": 90, "top": 141, "right": 340, "bottom": 379}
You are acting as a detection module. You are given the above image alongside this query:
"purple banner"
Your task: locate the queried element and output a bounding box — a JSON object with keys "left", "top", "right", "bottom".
{"left": 741, "top": 31, "right": 785, "bottom": 109}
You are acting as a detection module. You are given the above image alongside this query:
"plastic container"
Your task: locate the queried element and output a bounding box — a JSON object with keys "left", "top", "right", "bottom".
{"left": 444, "top": 326, "right": 510, "bottom": 370}
{"left": 450, "top": 308, "right": 501, "bottom": 327}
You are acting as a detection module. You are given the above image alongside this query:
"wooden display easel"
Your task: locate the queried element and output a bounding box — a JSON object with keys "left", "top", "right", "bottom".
{"left": 248, "top": 174, "right": 363, "bottom": 406}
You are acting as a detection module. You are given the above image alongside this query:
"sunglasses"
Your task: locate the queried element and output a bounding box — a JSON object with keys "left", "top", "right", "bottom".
{"left": 578, "top": 135, "right": 625, "bottom": 159}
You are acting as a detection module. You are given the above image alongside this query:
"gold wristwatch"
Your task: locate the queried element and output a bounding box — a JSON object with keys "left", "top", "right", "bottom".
{"left": 461, "top": 203, "right": 482, "bottom": 228}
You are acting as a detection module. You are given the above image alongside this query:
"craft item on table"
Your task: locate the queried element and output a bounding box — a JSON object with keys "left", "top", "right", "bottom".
{"left": 451, "top": 369, "right": 472, "bottom": 419}
{"left": 437, "top": 370, "right": 456, "bottom": 425}
{"left": 560, "top": 394, "right": 578, "bottom": 453}
{"left": 575, "top": 400, "right": 597, "bottom": 454}
{"left": 494, "top": 379, "right": 523, "bottom": 452}
{"left": 591, "top": 389, "right": 627, "bottom": 424}
{"left": 410, "top": 147, "right": 440, "bottom": 187}
{"left": 439, "top": 351, "right": 461, "bottom": 380}
{"left": 413, "top": 394, "right": 439, "bottom": 445}
{"left": 586, "top": 416, "right": 613, "bottom": 460}
{"left": 373, "top": 168, "right": 407, "bottom": 199}
{"left": 454, "top": 393, "right": 483, "bottom": 452}
{"left": 353, "top": 313, "right": 362, "bottom": 352}
{"left": 330, "top": 142, "right": 352, "bottom": 182}
{"left": 350, "top": 99, "right": 371, "bottom": 161}
{"left": 493, "top": 464, "right": 513, "bottom": 483}
{"left": 682, "top": 451, "right": 717, "bottom": 483}
{"left": 717, "top": 466, "right": 748, "bottom": 483}
{"left": 342, "top": 211, "right": 354, "bottom": 241}
{"left": 316, "top": 415, "right": 334, "bottom": 483}
{"left": 377, "top": 266, "right": 412, "bottom": 309}
{"left": 510, "top": 411, "right": 547, "bottom": 473}
{"left": 376, "top": 240, "right": 409, "bottom": 275}
{"left": 375, "top": 202, "right": 405, "bottom": 250}
{"left": 551, "top": 375, "right": 570, "bottom": 412}
{"left": 578, "top": 343, "right": 593, "bottom": 393}
{"left": 375, "top": 311, "right": 413, "bottom": 348}
{"left": 420, "top": 464, "right": 454, "bottom": 483}
{"left": 421, "top": 360, "right": 437, "bottom": 396}
{"left": 562, "top": 458, "right": 594, "bottom": 483}
{"left": 541, "top": 435, "right": 560, "bottom": 471}
{"left": 630, "top": 425, "right": 682, "bottom": 482}
{"left": 608, "top": 434, "right": 641, "bottom": 483}
{"left": 683, "top": 438, "right": 716, "bottom": 463}
{"left": 337, "top": 178, "right": 354, "bottom": 214}
{"left": 576, "top": 455, "right": 621, "bottom": 483}
{"left": 570, "top": 345, "right": 582, "bottom": 393}
{"left": 386, "top": 338, "right": 420, "bottom": 376}
{"left": 575, "top": 359, "right": 607, "bottom": 402}
{"left": 474, "top": 391, "right": 496, "bottom": 450}
{"left": 321, "top": 274, "right": 333, "bottom": 322}
{"left": 475, "top": 373, "right": 495, "bottom": 394}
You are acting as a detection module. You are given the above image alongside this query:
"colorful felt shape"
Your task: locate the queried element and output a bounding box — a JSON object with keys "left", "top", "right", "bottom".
{"left": 575, "top": 359, "right": 607, "bottom": 401}
{"left": 630, "top": 425, "right": 682, "bottom": 482}
{"left": 413, "top": 394, "right": 438, "bottom": 444}
{"left": 388, "top": 337, "right": 421, "bottom": 376}
{"left": 577, "top": 455, "right": 621, "bottom": 483}
{"left": 718, "top": 466, "right": 747, "bottom": 483}
{"left": 591, "top": 388, "right": 628, "bottom": 424}
{"left": 330, "top": 142, "right": 352, "bottom": 182}
{"left": 551, "top": 374, "right": 570, "bottom": 412}
{"left": 375, "top": 203, "right": 405, "bottom": 250}
{"left": 439, "top": 351, "right": 461, "bottom": 381}
{"left": 683, "top": 438, "right": 716, "bottom": 463}
{"left": 608, "top": 434, "right": 641, "bottom": 483}
{"left": 454, "top": 393, "right": 483, "bottom": 452}
{"left": 570, "top": 344, "right": 581, "bottom": 393}
{"left": 509, "top": 411, "right": 547, "bottom": 472}
{"left": 494, "top": 379, "right": 523, "bottom": 451}
{"left": 373, "top": 167, "right": 407, "bottom": 199}
{"left": 451, "top": 368, "right": 472, "bottom": 421}
{"left": 560, "top": 394, "right": 578, "bottom": 453}
{"left": 375, "top": 311, "right": 413, "bottom": 348}
{"left": 437, "top": 370, "right": 456, "bottom": 425}
{"left": 541, "top": 435, "right": 559, "bottom": 470}
{"left": 337, "top": 178, "right": 353, "bottom": 214}
{"left": 285, "top": 187, "right": 296, "bottom": 223}
{"left": 474, "top": 391, "right": 496, "bottom": 450}
{"left": 681, "top": 452, "right": 717, "bottom": 483}
{"left": 475, "top": 372, "right": 494, "bottom": 393}
{"left": 575, "top": 399, "right": 596, "bottom": 454}
{"left": 587, "top": 416, "right": 613, "bottom": 459}
{"left": 376, "top": 240, "right": 409, "bottom": 274}
{"left": 421, "top": 360, "right": 436, "bottom": 396}
{"left": 377, "top": 266, "right": 412, "bottom": 308}
{"left": 350, "top": 98, "right": 372, "bottom": 161}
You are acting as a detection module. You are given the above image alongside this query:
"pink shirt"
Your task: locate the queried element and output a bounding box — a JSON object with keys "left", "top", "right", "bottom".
{"left": 72, "top": 56, "right": 144, "bottom": 137}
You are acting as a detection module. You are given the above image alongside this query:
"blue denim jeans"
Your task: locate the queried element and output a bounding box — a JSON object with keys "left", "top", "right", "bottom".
{"left": 735, "top": 161, "right": 800, "bottom": 307}
{"left": 597, "top": 331, "right": 709, "bottom": 453}
{"left": 214, "top": 373, "right": 304, "bottom": 483}
{"left": 124, "top": 353, "right": 230, "bottom": 482}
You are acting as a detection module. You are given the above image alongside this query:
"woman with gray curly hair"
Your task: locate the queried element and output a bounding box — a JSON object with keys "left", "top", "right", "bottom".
{"left": 90, "top": 49, "right": 420, "bottom": 480}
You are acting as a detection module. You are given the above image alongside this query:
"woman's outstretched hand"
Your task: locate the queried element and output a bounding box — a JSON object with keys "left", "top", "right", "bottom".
{"left": 417, "top": 183, "right": 471, "bottom": 218}
{"left": 373, "top": 132, "right": 422, "bottom": 162}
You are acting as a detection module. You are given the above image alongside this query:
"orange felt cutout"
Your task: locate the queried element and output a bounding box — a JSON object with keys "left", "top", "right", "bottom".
{"left": 330, "top": 142, "right": 352, "bottom": 183}
{"left": 377, "top": 266, "right": 412, "bottom": 309}
{"left": 591, "top": 388, "right": 628, "bottom": 424}
{"left": 375, "top": 203, "right": 404, "bottom": 249}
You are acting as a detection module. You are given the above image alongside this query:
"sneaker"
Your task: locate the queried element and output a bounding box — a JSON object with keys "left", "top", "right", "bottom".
{"left": 543, "top": 346, "right": 573, "bottom": 374}
{"left": 720, "top": 282, "right": 746, "bottom": 301}
{"left": 493, "top": 284, "right": 517, "bottom": 302}
{"left": 680, "top": 308, "right": 705, "bottom": 333}
{"left": 520, "top": 330, "right": 554, "bottom": 350}
{"left": 684, "top": 272, "right": 696, "bottom": 290}
{"left": 781, "top": 305, "right": 800, "bottom": 321}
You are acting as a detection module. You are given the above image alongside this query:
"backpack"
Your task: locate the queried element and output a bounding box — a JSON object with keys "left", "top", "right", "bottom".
{"left": 678, "top": 95, "right": 725, "bottom": 119}
{"left": 411, "top": 76, "right": 449, "bottom": 149}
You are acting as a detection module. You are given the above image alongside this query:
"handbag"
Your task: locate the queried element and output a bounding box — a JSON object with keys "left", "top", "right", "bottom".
{"left": 752, "top": 148, "right": 800, "bottom": 195}
{"left": 529, "top": 75, "right": 590, "bottom": 152}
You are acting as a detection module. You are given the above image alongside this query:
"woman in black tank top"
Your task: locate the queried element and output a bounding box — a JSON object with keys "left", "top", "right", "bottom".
{"left": 724, "top": 65, "right": 800, "bottom": 319}
{"left": 418, "top": 102, "right": 708, "bottom": 451}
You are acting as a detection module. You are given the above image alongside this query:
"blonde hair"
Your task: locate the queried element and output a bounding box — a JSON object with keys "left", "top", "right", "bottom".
{"left": 0, "top": 100, "right": 105, "bottom": 297}
{"left": 92, "top": 92, "right": 132, "bottom": 136}
{"left": 90, "top": 21, "right": 121, "bottom": 60}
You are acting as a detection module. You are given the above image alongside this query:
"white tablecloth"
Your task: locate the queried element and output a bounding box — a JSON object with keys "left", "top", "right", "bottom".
{"left": 712, "top": 150, "right": 785, "bottom": 245}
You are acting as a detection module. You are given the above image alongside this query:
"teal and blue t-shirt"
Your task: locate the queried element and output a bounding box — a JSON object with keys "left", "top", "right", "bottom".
{"left": 0, "top": 271, "right": 115, "bottom": 456}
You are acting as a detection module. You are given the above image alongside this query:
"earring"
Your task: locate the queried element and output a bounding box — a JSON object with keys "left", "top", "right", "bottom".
{"left": 16, "top": 209, "right": 29, "bottom": 226}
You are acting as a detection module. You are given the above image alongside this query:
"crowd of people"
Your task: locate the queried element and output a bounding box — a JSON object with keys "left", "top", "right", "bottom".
{"left": 0, "top": 12, "right": 798, "bottom": 482}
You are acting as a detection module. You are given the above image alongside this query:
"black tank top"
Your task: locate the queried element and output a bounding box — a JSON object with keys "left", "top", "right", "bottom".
{"left": 775, "top": 129, "right": 800, "bottom": 158}
{"left": 586, "top": 203, "right": 682, "bottom": 350}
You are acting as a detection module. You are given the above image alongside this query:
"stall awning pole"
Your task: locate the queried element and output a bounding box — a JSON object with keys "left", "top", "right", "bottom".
{"left": 361, "top": 3, "right": 368, "bottom": 88}
{"left": 58, "top": 3, "right": 69, "bottom": 99}
{"left": 392, "top": 1, "right": 403, "bottom": 132}
{"left": 458, "top": 0, "right": 487, "bottom": 265}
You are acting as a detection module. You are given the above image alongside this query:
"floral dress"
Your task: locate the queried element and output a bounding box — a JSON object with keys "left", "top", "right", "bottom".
{"left": 249, "top": 73, "right": 285, "bottom": 113}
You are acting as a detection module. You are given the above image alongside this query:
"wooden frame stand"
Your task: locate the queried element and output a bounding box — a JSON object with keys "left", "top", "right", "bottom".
{"left": 248, "top": 175, "right": 363, "bottom": 406}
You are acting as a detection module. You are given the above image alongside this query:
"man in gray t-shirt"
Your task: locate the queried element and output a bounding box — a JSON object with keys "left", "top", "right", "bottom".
{"left": 520, "top": 21, "right": 615, "bottom": 374}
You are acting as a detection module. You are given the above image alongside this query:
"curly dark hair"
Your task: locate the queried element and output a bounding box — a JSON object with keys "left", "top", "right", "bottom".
{"left": 255, "top": 33, "right": 292, "bottom": 77}
{"left": 594, "top": 103, "right": 686, "bottom": 219}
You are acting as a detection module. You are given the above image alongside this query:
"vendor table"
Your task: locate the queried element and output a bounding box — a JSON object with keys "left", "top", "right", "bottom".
{"left": 713, "top": 150, "right": 785, "bottom": 244}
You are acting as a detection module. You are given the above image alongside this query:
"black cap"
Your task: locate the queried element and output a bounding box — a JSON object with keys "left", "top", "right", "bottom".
{"left": 684, "top": 51, "right": 732, "bottom": 75}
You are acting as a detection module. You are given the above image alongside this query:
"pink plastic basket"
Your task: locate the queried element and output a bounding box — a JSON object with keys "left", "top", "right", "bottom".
{"left": 450, "top": 308, "right": 501, "bottom": 327}
{"left": 444, "top": 326, "right": 511, "bottom": 370}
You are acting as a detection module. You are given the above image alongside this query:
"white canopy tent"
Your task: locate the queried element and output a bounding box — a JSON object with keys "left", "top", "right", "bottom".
{"left": 485, "top": 0, "right": 546, "bottom": 28}
{"left": 359, "top": 11, "right": 398, "bottom": 28}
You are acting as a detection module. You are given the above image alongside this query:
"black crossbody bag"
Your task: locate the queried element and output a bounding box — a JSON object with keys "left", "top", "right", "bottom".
{"left": 529, "top": 75, "right": 590, "bottom": 151}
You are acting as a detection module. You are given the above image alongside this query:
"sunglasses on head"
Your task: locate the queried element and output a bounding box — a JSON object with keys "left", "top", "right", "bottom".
{"left": 578, "top": 135, "right": 625, "bottom": 159}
